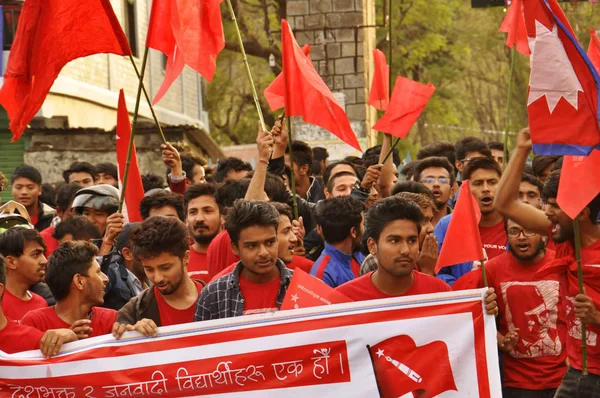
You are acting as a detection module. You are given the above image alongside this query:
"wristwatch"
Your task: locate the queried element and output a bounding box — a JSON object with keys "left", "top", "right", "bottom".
{"left": 353, "top": 180, "right": 370, "bottom": 195}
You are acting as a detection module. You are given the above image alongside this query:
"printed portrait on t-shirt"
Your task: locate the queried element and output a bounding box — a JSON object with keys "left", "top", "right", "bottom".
{"left": 565, "top": 296, "right": 598, "bottom": 346}
{"left": 501, "top": 281, "right": 562, "bottom": 358}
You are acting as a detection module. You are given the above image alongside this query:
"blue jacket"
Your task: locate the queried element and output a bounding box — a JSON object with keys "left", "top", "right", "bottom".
{"left": 310, "top": 243, "right": 365, "bottom": 288}
{"left": 434, "top": 214, "right": 473, "bottom": 286}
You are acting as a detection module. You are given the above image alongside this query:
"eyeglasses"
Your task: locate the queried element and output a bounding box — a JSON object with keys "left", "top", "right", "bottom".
{"left": 421, "top": 177, "right": 450, "bottom": 185}
{"left": 507, "top": 228, "right": 537, "bottom": 238}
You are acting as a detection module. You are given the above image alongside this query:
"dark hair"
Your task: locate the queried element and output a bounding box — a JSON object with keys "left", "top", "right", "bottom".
{"left": 214, "top": 157, "right": 252, "bottom": 183}
{"left": 390, "top": 181, "right": 436, "bottom": 203}
{"left": 131, "top": 216, "right": 190, "bottom": 260}
{"left": 286, "top": 140, "right": 313, "bottom": 169}
{"left": 139, "top": 191, "right": 185, "bottom": 221}
{"left": 552, "top": 157, "right": 563, "bottom": 172}
{"left": 53, "top": 215, "right": 101, "bottom": 241}
{"left": 463, "top": 157, "right": 502, "bottom": 181}
{"left": 323, "top": 160, "right": 358, "bottom": 188}
{"left": 40, "top": 183, "right": 57, "bottom": 208}
{"left": 95, "top": 163, "right": 118, "bottom": 180}
{"left": 271, "top": 202, "right": 293, "bottom": 222}
{"left": 315, "top": 196, "right": 364, "bottom": 244}
{"left": 327, "top": 171, "right": 358, "bottom": 194}
{"left": 400, "top": 161, "right": 420, "bottom": 180}
{"left": 217, "top": 179, "right": 250, "bottom": 208}
{"left": 413, "top": 157, "right": 456, "bottom": 186}
{"left": 521, "top": 173, "right": 543, "bottom": 194}
{"left": 181, "top": 153, "right": 204, "bottom": 178}
{"left": 311, "top": 160, "right": 323, "bottom": 177}
{"left": 0, "top": 255, "right": 5, "bottom": 286}
{"left": 532, "top": 155, "right": 561, "bottom": 179}
{"left": 0, "top": 228, "right": 46, "bottom": 258}
{"left": 523, "top": 164, "right": 534, "bottom": 176}
{"left": 11, "top": 165, "right": 42, "bottom": 185}
{"left": 184, "top": 183, "right": 220, "bottom": 214}
{"left": 488, "top": 141, "right": 504, "bottom": 151}
{"left": 141, "top": 174, "right": 165, "bottom": 192}
{"left": 543, "top": 170, "right": 600, "bottom": 224}
{"left": 417, "top": 141, "right": 457, "bottom": 166}
{"left": 62, "top": 162, "right": 96, "bottom": 184}
{"left": 56, "top": 183, "right": 82, "bottom": 212}
{"left": 264, "top": 173, "right": 289, "bottom": 204}
{"left": 225, "top": 200, "right": 280, "bottom": 245}
{"left": 455, "top": 137, "right": 492, "bottom": 161}
{"left": 363, "top": 145, "right": 400, "bottom": 167}
{"left": 313, "top": 147, "right": 329, "bottom": 162}
{"left": 366, "top": 196, "right": 424, "bottom": 242}
{"left": 46, "top": 241, "right": 98, "bottom": 301}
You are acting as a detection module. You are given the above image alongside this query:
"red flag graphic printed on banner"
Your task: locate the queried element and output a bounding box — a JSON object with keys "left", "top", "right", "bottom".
{"left": 588, "top": 29, "right": 600, "bottom": 75}
{"left": 368, "top": 335, "right": 457, "bottom": 398}
{"left": 368, "top": 49, "right": 390, "bottom": 111}
{"left": 281, "top": 19, "right": 361, "bottom": 151}
{"left": 264, "top": 45, "right": 311, "bottom": 111}
{"left": 281, "top": 269, "right": 351, "bottom": 310}
{"left": 372, "top": 77, "right": 435, "bottom": 139}
{"left": 436, "top": 180, "right": 483, "bottom": 273}
{"left": 557, "top": 149, "right": 600, "bottom": 219}
{"left": 116, "top": 90, "right": 144, "bottom": 223}
{"left": 499, "top": 0, "right": 530, "bottom": 56}
{"left": 524, "top": 0, "right": 600, "bottom": 156}
{"left": 0, "top": 0, "right": 131, "bottom": 141}
{"left": 147, "top": 0, "right": 225, "bottom": 105}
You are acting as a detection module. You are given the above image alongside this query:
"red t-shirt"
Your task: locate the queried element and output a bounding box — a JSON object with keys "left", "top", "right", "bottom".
{"left": 0, "top": 320, "right": 43, "bottom": 354}
{"left": 207, "top": 231, "right": 239, "bottom": 280}
{"left": 239, "top": 274, "right": 280, "bottom": 315}
{"left": 2, "top": 290, "right": 48, "bottom": 321}
{"left": 188, "top": 246, "right": 209, "bottom": 283}
{"left": 40, "top": 225, "right": 59, "bottom": 258}
{"left": 154, "top": 280, "right": 203, "bottom": 326}
{"left": 21, "top": 306, "right": 117, "bottom": 337}
{"left": 486, "top": 250, "right": 567, "bottom": 389}
{"left": 479, "top": 220, "right": 507, "bottom": 260}
{"left": 335, "top": 271, "right": 451, "bottom": 301}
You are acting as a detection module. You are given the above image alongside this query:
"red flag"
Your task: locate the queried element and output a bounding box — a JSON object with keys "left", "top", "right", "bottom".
{"left": 524, "top": 0, "right": 600, "bottom": 156}
{"left": 368, "top": 49, "right": 390, "bottom": 111}
{"left": 116, "top": 90, "right": 144, "bottom": 223}
{"left": 264, "top": 45, "right": 311, "bottom": 111}
{"left": 281, "top": 19, "right": 361, "bottom": 152}
{"left": 498, "top": 0, "right": 530, "bottom": 56}
{"left": 557, "top": 149, "right": 600, "bottom": 219}
{"left": 368, "top": 335, "right": 457, "bottom": 398}
{"left": 588, "top": 29, "right": 600, "bottom": 75}
{"left": 372, "top": 76, "right": 435, "bottom": 139}
{"left": 452, "top": 269, "right": 485, "bottom": 291}
{"left": 436, "top": 180, "right": 483, "bottom": 273}
{"left": 280, "top": 269, "right": 351, "bottom": 311}
{"left": 147, "top": 0, "right": 225, "bottom": 105}
{"left": 0, "top": 0, "right": 131, "bottom": 141}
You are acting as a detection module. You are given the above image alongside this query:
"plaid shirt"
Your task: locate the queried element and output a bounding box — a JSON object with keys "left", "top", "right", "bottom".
{"left": 194, "top": 259, "right": 293, "bottom": 321}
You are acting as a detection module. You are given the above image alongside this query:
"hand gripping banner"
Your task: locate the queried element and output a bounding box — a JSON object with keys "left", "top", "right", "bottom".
{"left": 0, "top": 289, "right": 501, "bottom": 397}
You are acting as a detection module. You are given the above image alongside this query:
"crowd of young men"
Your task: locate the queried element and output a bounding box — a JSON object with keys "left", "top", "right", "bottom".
{"left": 0, "top": 121, "right": 598, "bottom": 397}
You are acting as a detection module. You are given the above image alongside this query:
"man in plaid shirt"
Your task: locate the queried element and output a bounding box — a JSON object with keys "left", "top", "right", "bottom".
{"left": 195, "top": 200, "right": 293, "bottom": 321}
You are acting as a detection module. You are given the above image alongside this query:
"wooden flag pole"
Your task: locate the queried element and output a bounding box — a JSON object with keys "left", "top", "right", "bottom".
{"left": 480, "top": 258, "right": 489, "bottom": 288}
{"left": 502, "top": 45, "right": 517, "bottom": 170}
{"left": 286, "top": 116, "right": 299, "bottom": 220}
{"left": 378, "top": 0, "right": 397, "bottom": 159}
{"left": 574, "top": 218, "right": 589, "bottom": 375}
{"left": 119, "top": 47, "right": 150, "bottom": 213}
{"left": 128, "top": 54, "right": 167, "bottom": 144}
{"left": 225, "top": 0, "right": 268, "bottom": 133}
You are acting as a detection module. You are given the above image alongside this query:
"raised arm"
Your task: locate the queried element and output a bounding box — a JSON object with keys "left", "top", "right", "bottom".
{"left": 245, "top": 121, "right": 273, "bottom": 201}
{"left": 378, "top": 134, "right": 396, "bottom": 198}
{"left": 493, "top": 128, "right": 550, "bottom": 235}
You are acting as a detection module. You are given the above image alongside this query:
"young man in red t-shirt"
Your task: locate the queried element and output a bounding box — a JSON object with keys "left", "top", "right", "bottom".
{"left": 487, "top": 219, "right": 567, "bottom": 397}
{"left": 195, "top": 200, "right": 294, "bottom": 321}
{"left": 0, "top": 256, "right": 77, "bottom": 357}
{"left": 112, "top": 216, "right": 203, "bottom": 339}
{"left": 336, "top": 196, "right": 498, "bottom": 316}
{"left": 495, "top": 129, "right": 600, "bottom": 397}
{"left": 21, "top": 241, "right": 117, "bottom": 338}
{"left": 184, "top": 184, "right": 222, "bottom": 283}
{"left": 0, "top": 228, "right": 48, "bottom": 320}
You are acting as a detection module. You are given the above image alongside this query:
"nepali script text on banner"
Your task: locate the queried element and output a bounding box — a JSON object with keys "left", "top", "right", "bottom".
{"left": 0, "top": 289, "right": 501, "bottom": 397}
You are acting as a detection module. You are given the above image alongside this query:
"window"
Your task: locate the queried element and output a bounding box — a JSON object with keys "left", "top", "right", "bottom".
{"left": 124, "top": 0, "right": 138, "bottom": 57}
{"left": 1, "top": 1, "right": 23, "bottom": 51}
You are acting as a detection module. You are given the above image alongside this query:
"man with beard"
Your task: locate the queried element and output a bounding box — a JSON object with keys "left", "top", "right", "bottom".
{"left": 21, "top": 241, "right": 117, "bottom": 337}
{"left": 413, "top": 156, "right": 456, "bottom": 227}
{"left": 185, "top": 183, "right": 222, "bottom": 283}
{"left": 310, "top": 196, "right": 365, "bottom": 288}
{"left": 113, "top": 216, "right": 202, "bottom": 338}
{"left": 494, "top": 129, "right": 600, "bottom": 397}
{"left": 435, "top": 157, "right": 507, "bottom": 285}
{"left": 484, "top": 219, "right": 566, "bottom": 398}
